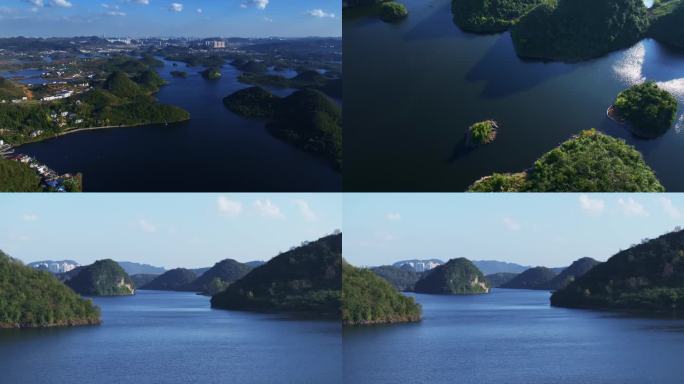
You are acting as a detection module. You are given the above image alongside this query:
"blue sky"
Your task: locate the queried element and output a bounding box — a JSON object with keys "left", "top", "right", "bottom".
{"left": 0, "top": 193, "right": 341, "bottom": 268}
{"left": 0, "top": 0, "right": 340, "bottom": 37}
{"left": 344, "top": 194, "right": 684, "bottom": 268}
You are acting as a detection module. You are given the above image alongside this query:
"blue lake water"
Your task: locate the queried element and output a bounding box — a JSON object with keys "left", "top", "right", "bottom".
{"left": 15, "top": 59, "right": 341, "bottom": 192}
{"left": 0, "top": 291, "right": 341, "bottom": 384}
{"left": 344, "top": 0, "right": 684, "bottom": 191}
{"left": 343, "top": 289, "right": 684, "bottom": 384}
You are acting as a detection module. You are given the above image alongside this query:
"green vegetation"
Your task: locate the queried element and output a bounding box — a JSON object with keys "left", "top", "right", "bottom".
{"left": 237, "top": 70, "right": 341, "bottom": 99}
{"left": 223, "top": 86, "right": 279, "bottom": 117}
{"left": 546, "top": 257, "right": 600, "bottom": 290}
{"left": 0, "top": 158, "right": 42, "bottom": 192}
{"left": 467, "top": 119, "right": 498, "bottom": 146}
{"left": 613, "top": 82, "right": 678, "bottom": 137}
{"left": 649, "top": 0, "right": 684, "bottom": 48}
{"left": 166, "top": 54, "right": 225, "bottom": 68}
{"left": 232, "top": 60, "right": 268, "bottom": 73}
{"left": 141, "top": 268, "right": 197, "bottom": 291}
{"left": 485, "top": 272, "right": 519, "bottom": 287}
{"left": 469, "top": 129, "right": 665, "bottom": 192}
{"left": 343, "top": 262, "right": 421, "bottom": 325}
{"left": 65, "top": 259, "right": 135, "bottom": 296}
{"left": 224, "top": 87, "right": 342, "bottom": 170}
{"left": 183, "top": 259, "right": 251, "bottom": 295}
{"left": 0, "top": 77, "right": 25, "bottom": 100}
{"left": 414, "top": 258, "right": 489, "bottom": 294}
{"left": 371, "top": 265, "right": 423, "bottom": 291}
{"left": 170, "top": 70, "right": 188, "bottom": 78}
{"left": 201, "top": 67, "right": 222, "bottom": 80}
{"left": 134, "top": 69, "right": 167, "bottom": 93}
{"left": 500, "top": 266, "right": 557, "bottom": 289}
{"left": 211, "top": 233, "right": 342, "bottom": 317}
{"left": 130, "top": 274, "right": 158, "bottom": 289}
{"left": 511, "top": 0, "right": 650, "bottom": 61}
{"left": 551, "top": 228, "right": 684, "bottom": 312}
{"left": 452, "top": 0, "right": 545, "bottom": 33}
{"left": 0, "top": 250, "right": 100, "bottom": 328}
{"left": 379, "top": 2, "right": 409, "bottom": 22}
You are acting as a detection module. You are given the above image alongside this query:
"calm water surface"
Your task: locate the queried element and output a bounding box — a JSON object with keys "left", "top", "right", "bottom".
{"left": 343, "top": 289, "right": 684, "bottom": 384}
{"left": 344, "top": 0, "right": 684, "bottom": 191}
{"left": 16, "top": 59, "right": 341, "bottom": 191}
{"left": 0, "top": 291, "right": 341, "bottom": 384}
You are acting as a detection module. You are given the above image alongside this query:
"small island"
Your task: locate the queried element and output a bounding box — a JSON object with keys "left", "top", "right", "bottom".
{"left": 414, "top": 258, "right": 490, "bottom": 295}
{"left": 551, "top": 229, "right": 684, "bottom": 312}
{"left": 210, "top": 233, "right": 341, "bottom": 317}
{"left": 224, "top": 87, "right": 342, "bottom": 170}
{"left": 0, "top": 250, "right": 101, "bottom": 328}
{"left": 170, "top": 70, "right": 188, "bottom": 78}
{"left": 452, "top": 0, "right": 544, "bottom": 33}
{"left": 610, "top": 81, "right": 677, "bottom": 138}
{"left": 500, "top": 266, "right": 557, "bottom": 290}
{"left": 466, "top": 119, "right": 498, "bottom": 147}
{"left": 469, "top": 129, "right": 665, "bottom": 192}
{"left": 379, "top": 2, "right": 409, "bottom": 22}
{"left": 343, "top": 262, "right": 422, "bottom": 325}
{"left": 511, "top": 0, "right": 650, "bottom": 61}
{"left": 65, "top": 259, "right": 135, "bottom": 296}
{"left": 201, "top": 67, "right": 222, "bottom": 80}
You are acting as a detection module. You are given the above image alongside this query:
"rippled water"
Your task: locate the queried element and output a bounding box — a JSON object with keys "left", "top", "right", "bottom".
{"left": 0, "top": 291, "right": 341, "bottom": 384}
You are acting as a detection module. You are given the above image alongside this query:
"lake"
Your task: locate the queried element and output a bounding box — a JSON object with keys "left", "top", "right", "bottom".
{"left": 343, "top": 289, "right": 684, "bottom": 384}
{"left": 15, "top": 59, "right": 341, "bottom": 192}
{"left": 0, "top": 290, "right": 341, "bottom": 384}
{"left": 344, "top": 0, "right": 684, "bottom": 191}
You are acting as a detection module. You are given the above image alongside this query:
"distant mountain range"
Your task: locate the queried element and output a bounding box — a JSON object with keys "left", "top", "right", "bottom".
{"left": 116, "top": 262, "right": 166, "bottom": 275}
{"left": 472, "top": 260, "right": 530, "bottom": 275}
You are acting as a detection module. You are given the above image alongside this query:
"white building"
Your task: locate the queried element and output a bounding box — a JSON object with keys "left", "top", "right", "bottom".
{"left": 205, "top": 40, "right": 226, "bottom": 49}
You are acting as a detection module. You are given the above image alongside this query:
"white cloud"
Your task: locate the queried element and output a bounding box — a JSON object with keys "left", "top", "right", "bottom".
{"left": 659, "top": 197, "right": 682, "bottom": 219}
{"left": 24, "top": 0, "right": 43, "bottom": 7}
{"left": 169, "top": 2, "right": 182, "bottom": 12}
{"left": 306, "top": 9, "right": 335, "bottom": 18}
{"left": 196, "top": 8, "right": 202, "bottom": 14}
{"left": 254, "top": 199, "right": 285, "bottom": 219}
{"left": 386, "top": 213, "right": 401, "bottom": 221}
{"left": 263, "top": 16, "right": 273, "bottom": 22}
{"left": 50, "top": 0, "right": 72, "bottom": 8}
{"left": 241, "top": 0, "right": 268, "bottom": 10}
{"left": 502, "top": 217, "right": 521, "bottom": 231}
{"left": 579, "top": 194, "right": 605, "bottom": 216}
{"left": 138, "top": 219, "right": 157, "bottom": 233}
{"left": 618, "top": 198, "right": 648, "bottom": 216}
{"left": 106, "top": 10, "right": 126, "bottom": 16}
{"left": 21, "top": 213, "right": 39, "bottom": 221}
{"left": 133, "top": 0, "right": 149, "bottom": 4}
{"left": 294, "top": 200, "right": 317, "bottom": 221}
{"left": 217, "top": 196, "right": 242, "bottom": 217}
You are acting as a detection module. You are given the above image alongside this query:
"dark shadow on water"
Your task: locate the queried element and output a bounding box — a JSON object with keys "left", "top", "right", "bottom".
{"left": 448, "top": 135, "right": 475, "bottom": 162}
{"left": 465, "top": 33, "right": 584, "bottom": 99}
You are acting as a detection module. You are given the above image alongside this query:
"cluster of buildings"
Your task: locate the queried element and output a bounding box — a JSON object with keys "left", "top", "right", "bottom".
{"left": 393, "top": 259, "right": 444, "bottom": 272}
{"left": 4, "top": 153, "right": 77, "bottom": 192}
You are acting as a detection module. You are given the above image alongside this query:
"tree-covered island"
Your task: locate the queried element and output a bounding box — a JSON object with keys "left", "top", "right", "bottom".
{"left": 451, "top": 0, "right": 545, "bottom": 33}
{"left": 0, "top": 250, "right": 101, "bottom": 328}
{"left": 610, "top": 81, "right": 678, "bottom": 138}
{"left": 223, "top": 86, "right": 342, "bottom": 170}
{"left": 469, "top": 129, "right": 665, "bottom": 192}
{"left": 414, "top": 258, "right": 490, "bottom": 294}
{"left": 343, "top": 261, "right": 422, "bottom": 325}
{"left": 343, "top": 0, "right": 409, "bottom": 23}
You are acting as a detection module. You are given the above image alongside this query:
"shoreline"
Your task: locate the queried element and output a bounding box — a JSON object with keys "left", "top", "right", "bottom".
{"left": 14, "top": 118, "right": 190, "bottom": 148}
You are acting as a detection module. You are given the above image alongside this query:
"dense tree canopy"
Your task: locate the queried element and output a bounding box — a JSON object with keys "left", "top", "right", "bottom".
{"left": 545, "top": 257, "right": 600, "bottom": 290}
{"left": 500, "top": 267, "right": 557, "bottom": 289}
{"left": 414, "top": 258, "right": 490, "bottom": 294}
{"left": 649, "top": 0, "right": 684, "bottom": 48}
{"left": 0, "top": 250, "right": 100, "bottom": 328}
{"left": 211, "top": 234, "right": 342, "bottom": 317}
{"left": 343, "top": 262, "right": 421, "bottom": 325}
{"left": 0, "top": 77, "right": 25, "bottom": 100}
{"left": 614, "top": 82, "right": 678, "bottom": 137}
{"left": 371, "top": 265, "right": 423, "bottom": 291}
{"left": 182, "top": 259, "right": 251, "bottom": 295}
{"left": 141, "top": 268, "right": 197, "bottom": 291}
{"left": 469, "top": 130, "right": 665, "bottom": 192}
{"left": 511, "top": 0, "right": 650, "bottom": 61}
{"left": 552, "top": 229, "right": 684, "bottom": 311}
{"left": 379, "top": 2, "right": 409, "bottom": 22}
{"left": 0, "top": 158, "right": 42, "bottom": 192}
{"left": 65, "top": 259, "right": 135, "bottom": 296}
{"left": 452, "top": 0, "right": 545, "bottom": 33}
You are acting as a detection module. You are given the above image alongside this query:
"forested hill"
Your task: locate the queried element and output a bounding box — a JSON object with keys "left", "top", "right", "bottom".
{"left": 210, "top": 233, "right": 342, "bottom": 317}
{"left": 0, "top": 250, "right": 100, "bottom": 328}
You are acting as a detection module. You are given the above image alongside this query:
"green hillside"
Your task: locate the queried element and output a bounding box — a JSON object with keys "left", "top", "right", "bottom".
{"left": 500, "top": 266, "right": 557, "bottom": 289}
{"left": 414, "top": 258, "right": 489, "bottom": 294}
{"left": 141, "top": 268, "right": 196, "bottom": 291}
{"left": 65, "top": 259, "right": 135, "bottom": 296}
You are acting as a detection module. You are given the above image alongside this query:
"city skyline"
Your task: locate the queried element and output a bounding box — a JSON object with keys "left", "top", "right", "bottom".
{"left": 0, "top": 0, "right": 341, "bottom": 38}
{"left": 343, "top": 193, "right": 684, "bottom": 267}
{"left": 0, "top": 193, "right": 341, "bottom": 268}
